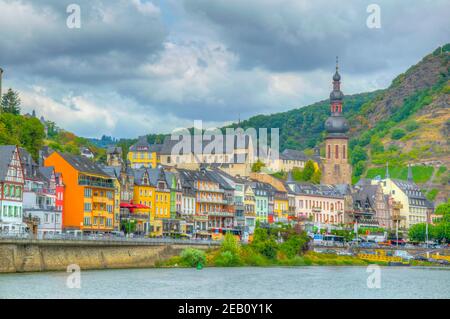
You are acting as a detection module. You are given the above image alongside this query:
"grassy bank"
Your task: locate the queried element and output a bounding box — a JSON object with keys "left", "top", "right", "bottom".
{"left": 158, "top": 249, "right": 371, "bottom": 268}
{"left": 157, "top": 225, "right": 371, "bottom": 268}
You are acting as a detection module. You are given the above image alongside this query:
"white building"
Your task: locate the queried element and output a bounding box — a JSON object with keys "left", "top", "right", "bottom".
{"left": 373, "top": 167, "right": 433, "bottom": 229}
{"left": 0, "top": 146, "right": 26, "bottom": 235}
{"left": 285, "top": 181, "right": 345, "bottom": 226}
{"left": 20, "top": 148, "right": 62, "bottom": 237}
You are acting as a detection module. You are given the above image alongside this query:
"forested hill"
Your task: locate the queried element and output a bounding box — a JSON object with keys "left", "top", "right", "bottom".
{"left": 225, "top": 91, "right": 380, "bottom": 151}
{"left": 226, "top": 44, "right": 449, "bottom": 157}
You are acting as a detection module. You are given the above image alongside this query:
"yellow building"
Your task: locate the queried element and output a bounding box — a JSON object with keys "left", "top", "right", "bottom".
{"left": 101, "top": 166, "right": 122, "bottom": 231}
{"left": 148, "top": 168, "right": 171, "bottom": 220}
{"left": 131, "top": 168, "right": 154, "bottom": 234}
{"left": 274, "top": 193, "right": 289, "bottom": 222}
{"left": 131, "top": 167, "right": 171, "bottom": 236}
{"left": 244, "top": 184, "right": 256, "bottom": 232}
{"left": 128, "top": 136, "right": 161, "bottom": 169}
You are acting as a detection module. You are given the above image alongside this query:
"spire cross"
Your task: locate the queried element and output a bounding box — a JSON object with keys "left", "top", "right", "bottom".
{"left": 336, "top": 56, "right": 339, "bottom": 71}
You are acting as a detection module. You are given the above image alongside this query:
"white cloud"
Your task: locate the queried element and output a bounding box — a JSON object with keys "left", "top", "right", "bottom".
{"left": 1, "top": 0, "right": 448, "bottom": 138}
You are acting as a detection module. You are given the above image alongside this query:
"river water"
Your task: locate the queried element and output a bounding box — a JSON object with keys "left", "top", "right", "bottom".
{"left": 0, "top": 266, "right": 449, "bottom": 299}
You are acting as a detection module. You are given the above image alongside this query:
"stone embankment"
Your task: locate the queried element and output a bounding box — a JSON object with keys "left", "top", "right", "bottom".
{"left": 0, "top": 239, "right": 216, "bottom": 273}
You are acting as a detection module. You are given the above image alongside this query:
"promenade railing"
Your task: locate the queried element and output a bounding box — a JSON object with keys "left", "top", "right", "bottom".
{"left": 0, "top": 233, "right": 220, "bottom": 246}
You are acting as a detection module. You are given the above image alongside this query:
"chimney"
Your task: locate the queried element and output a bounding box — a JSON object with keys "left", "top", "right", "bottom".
{"left": 0, "top": 67, "right": 3, "bottom": 100}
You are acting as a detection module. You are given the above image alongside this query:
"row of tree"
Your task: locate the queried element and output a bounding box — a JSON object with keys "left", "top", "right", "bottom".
{"left": 408, "top": 200, "right": 450, "bottom": 243}
{"left": 0, "top": 88, "right": 45, "bottom": 160}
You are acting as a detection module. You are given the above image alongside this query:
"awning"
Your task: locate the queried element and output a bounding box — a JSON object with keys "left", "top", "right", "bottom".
{"left": 120, "top": 203, "right": 150, "bottom": 209}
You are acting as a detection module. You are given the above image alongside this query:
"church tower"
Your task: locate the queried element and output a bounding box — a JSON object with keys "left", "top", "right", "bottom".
{"left": 321, "top": 57, "right": 352, "bottom": 185}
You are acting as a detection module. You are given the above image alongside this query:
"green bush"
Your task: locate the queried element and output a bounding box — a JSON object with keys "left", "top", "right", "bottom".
{"left": 180, "top": 248, "right": 206, "bottom": 267}
{"left": 215, "top": 251, "right": 242, "bottom": 267}
{"left": 391, "top": 128, "right": 406, "bottom": 140}
{"left": 426, "top": 189, "right": 439, "bottom": 201}
{"left": 405, "top": 121, "right": 420, "bottom": 132}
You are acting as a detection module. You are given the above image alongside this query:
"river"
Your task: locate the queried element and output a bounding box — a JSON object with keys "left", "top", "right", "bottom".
{"left": 0, "top": 266, "right": 449, "bottom": 299}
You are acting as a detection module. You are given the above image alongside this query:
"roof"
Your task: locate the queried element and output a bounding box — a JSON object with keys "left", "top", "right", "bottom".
{"left": 207, "top": 169, "right": 234, "bottom": 190}
{"left": 159, "top": 133, "right": 255, "bottom": 155}
{"left": 106, "top": 146, "right": 122, "bottom": 154}
{"left": 286, "top": 181, "right": 344, "bottom": 198}
{"left": 280, "top": 149, "right": 308, "bottom": 161}
{"left": 352, "top": 184, "right": 379, "bottom": 209}
{"left": 212, "top": 169, "right": 248, "bottom": 185}
{"left": 38, "top": 166, "right": 55, "bottom": 182}
{"left": 101, "top": 165, "right": 121, "bottom": 179}
{"left": 129, "top": 136, "right": 151, "bottom": 152}
{"left": 0, "top": 145, "right": 17, "bottom": 181}
{"left": 132, "top": 168, "right": 149, "bottom": 186}
{"left": 18, "top": 147, "right": 40, "bottom": 180}
{"left": 391, "top": 178, "right": 432, "bottom": 208}
{"left": 58, "top": 152, "right": 111, "bottom": 178}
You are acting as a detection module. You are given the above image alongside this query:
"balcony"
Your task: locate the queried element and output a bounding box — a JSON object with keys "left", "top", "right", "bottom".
{"left": 120, "top": 212, "right": 149, "bottom": 220}
{"left": 25, "top": 187, "right": 56, "bottom": 195}
{"left": 196, "top": 186, "right": 224, "bottom": 193}
{"left": 196, "top": 197, "right": 227, "bottom": 204}
{"left": 193, "top": 214, "right": 209, "bottom": 221}
{"left": 79, "top": 177, "right": 114, "bottom": 189}
{"left": 92, "top": 196, "right": 109, "bottom": 203}
{"left": 24, "top": 204, "right": 57, "bottom": 212}
{"left": 208, "top": 211, "right": 234, "bottom": 218}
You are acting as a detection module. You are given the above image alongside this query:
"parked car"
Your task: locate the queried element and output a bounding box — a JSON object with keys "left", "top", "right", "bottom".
{"left": 414, "top": 255, "right": 428, "bottom": 261}
{"left": 359, "top": 242, "right": 376, "bottom": 248}
{"left": 111, "top": 231, "right": 125, "bottom": 238}
{"left": 337, "top": 251, "right": 353, "bottom": 256}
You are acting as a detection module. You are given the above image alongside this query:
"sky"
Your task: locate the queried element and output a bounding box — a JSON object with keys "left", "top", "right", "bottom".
{"left": 0, "top": 0, "right": 449, "bottom": 138}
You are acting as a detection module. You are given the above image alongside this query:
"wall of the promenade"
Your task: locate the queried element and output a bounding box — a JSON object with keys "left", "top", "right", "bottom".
{"left": 0, "top": 240, "right": 215, "bottom": 273}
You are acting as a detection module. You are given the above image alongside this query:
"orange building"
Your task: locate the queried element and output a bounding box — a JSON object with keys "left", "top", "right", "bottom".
{"left": 44, "top": 152, "right": 116, "bottom": 233}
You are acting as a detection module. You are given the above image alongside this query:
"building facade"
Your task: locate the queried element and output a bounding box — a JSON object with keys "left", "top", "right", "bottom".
{"left": 0, "top": 146, "right": 26, "bottom": 235}
{"left": 44, "top": 152, "right": 116, "bottom": 233}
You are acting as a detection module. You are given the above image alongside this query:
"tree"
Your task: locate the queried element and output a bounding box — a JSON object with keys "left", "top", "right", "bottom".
{"left": 350, "top": 145, "right": 368, "bottom": 166}
{"left": 353, "top": 161, "right": 366, "bottom": 178}
{"left": 251, "top": 159, "right": 265, "bottom": 172}
{"left": 311, "top": 170, "right": 322, "bottom": 184}
{"left": 1, "top": 89, "right": 21, "bottom": 115}
{"left": 302, "top": 160, "right": 315, "bottom": 181}
{"left": 408, "top": 223, "right": 427, "bottom": 242}
{"left": 391, "top": 128, "right": 406, "bottom": 140}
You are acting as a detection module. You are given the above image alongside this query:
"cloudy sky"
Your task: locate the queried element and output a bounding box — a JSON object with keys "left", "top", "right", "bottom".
{"left": 0, "top": 0, "right": 448, "bottom": 138}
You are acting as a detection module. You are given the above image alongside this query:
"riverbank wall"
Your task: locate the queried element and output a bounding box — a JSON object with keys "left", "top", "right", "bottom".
{"left": 0, "top": 239, "right": 216, "bottom": 273}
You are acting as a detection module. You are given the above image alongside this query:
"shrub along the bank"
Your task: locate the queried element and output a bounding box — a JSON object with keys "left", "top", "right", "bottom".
{"left": 179, "top": 248, "right": 206, "bottom": 267}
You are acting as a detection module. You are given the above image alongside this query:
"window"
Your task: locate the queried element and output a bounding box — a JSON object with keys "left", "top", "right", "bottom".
{"left": 84, "top": 203, "right": 92, "bottom": 212}
{"left": 327, "top": 145, "right": 331, "bottom": 159}
{"left": 84, "top": 188, "right": 92, "bottom": 198}
{"left": 343, "top": 145, "right": 346, "bottom": 159}
{"left": 335, "top": 145, "right": 339, "bottom": 159}
{"left": 15, "top": 186, "right": 21, "bottom": 198}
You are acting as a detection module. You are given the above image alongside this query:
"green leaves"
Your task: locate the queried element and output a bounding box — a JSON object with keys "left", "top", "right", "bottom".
{"left": 1, "top": 88, "right": 21, "bottom": 115}
{"left": 180, "top": 248, "right": 206, "bottom": 268}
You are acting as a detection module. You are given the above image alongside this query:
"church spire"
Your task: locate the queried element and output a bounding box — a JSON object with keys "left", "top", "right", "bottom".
{"left": 407, "top": 164, "right": 413, "bottom": 182}
{"left": 333, "top": 56, "right": 341, "bottom": 82}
